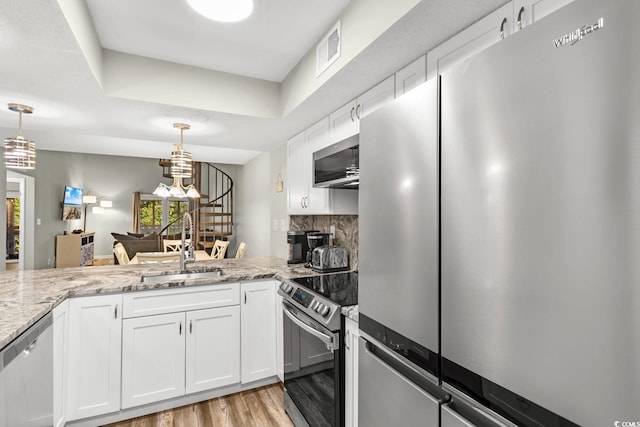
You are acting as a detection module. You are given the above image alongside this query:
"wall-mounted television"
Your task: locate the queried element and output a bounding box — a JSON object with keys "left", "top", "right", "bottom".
{"left": 62, "top": 185, "right": 83, "bottom": 220}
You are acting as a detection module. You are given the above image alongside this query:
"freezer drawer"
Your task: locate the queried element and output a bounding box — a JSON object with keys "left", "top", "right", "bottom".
{"left": 358, "top": 337, "right": 439, "bottom": 427}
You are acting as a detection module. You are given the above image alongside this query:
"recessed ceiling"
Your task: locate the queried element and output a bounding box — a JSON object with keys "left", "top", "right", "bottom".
{"left": 85, "top": 0, "right": 351, "bottom": 82}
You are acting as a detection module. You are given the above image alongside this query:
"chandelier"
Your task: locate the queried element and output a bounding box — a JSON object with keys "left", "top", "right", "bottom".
{"left": 153, "top": 123, "right": 200, "bottom": 198}
{"left": 4, "top": 103, "right": 36, "bottom": 170}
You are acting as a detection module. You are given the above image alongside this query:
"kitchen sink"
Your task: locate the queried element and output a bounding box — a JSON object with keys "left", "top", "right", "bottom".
{"left": 141, "top": 269, "right": 223, "bottom": 283}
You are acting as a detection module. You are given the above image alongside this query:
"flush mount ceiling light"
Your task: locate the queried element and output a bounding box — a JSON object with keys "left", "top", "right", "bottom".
{"left": 5, "top": 103, "right": 36, "bottom": 170}
{"left": 187, "top": 0, "right": 253, "bottom": 22}
{"left": 153, "top": 123, "right": 200, "bottom": 199}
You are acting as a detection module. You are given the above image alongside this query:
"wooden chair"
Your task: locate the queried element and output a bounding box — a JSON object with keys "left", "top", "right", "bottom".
{"left": 132, "top": 252, "right": 181, "bottom": 264}
{"left": 163, "top": 239, "right": 190, "bottom": 252}
{"left": 235, "top": 242, "right": 247, "bottom": 259}
{"left": 113, "top": 243, "right": 131, "bottom": 265}
{"left": 211, "top": 240, "right": 230, "bottom": 259}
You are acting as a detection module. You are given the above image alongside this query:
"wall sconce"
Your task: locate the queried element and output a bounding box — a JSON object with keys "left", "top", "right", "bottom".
{"left": 275, "top": 173, "right": 284, "bottom": 193}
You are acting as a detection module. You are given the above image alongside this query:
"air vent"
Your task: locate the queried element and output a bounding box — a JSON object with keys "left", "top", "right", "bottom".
{"left": 316, "top": 20, "right": 341, "bottom": 77}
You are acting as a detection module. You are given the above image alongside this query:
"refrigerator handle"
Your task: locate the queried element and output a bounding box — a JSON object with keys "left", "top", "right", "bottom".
{"left": 363, "top": 337, "right": 449, "bottom": 403}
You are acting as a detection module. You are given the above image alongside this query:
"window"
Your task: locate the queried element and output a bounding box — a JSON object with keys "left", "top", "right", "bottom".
{"left": 137, "top": 195, "right": 189, "bottom": 236}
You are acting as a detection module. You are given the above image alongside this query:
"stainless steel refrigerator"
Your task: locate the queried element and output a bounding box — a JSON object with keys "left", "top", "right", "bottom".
{"left": 441, "top": 0, "right": 640, "bottom": 425}
{"left": 358, "top": 79, "right": 445, "bottom": 426}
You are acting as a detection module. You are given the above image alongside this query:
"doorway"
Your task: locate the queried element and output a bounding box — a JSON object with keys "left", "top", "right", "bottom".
{"left": 6, "top": 172, "right": 35, "bottom": 271}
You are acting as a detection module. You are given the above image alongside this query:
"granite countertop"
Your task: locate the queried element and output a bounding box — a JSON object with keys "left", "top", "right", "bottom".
{"left": 0, "top": 257, "right": 322, "bottom": 351}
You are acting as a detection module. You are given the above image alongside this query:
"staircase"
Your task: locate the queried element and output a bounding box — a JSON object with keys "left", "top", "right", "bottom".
{"left": 159, "top": 160, "right": 234, "bottom": 249}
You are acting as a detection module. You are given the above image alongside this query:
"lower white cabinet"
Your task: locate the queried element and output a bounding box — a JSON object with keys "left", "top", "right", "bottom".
{"left": 241, "top": 280, "right": 277, "bottom": 383}
{"left": 345, "top": 318, "right": 359, "bottom": 427}
{"left": 66, "top": 294, "right": 122, "bottom": 421}
{"left": 121, "top": 312, "right": 186, "bottom": 409}
{"left": 53, "top": 300, "right": 69, "bottom": 427}
{"left": 186, "top": 306, "right": 240, "bottom": 393}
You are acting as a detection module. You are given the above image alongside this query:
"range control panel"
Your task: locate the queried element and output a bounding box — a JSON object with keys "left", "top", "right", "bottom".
{"left": 292, "top": 288, "right": 314, "bottom": 308}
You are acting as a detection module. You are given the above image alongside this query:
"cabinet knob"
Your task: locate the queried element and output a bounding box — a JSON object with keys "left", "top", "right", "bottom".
{"left": 190, "top": 320, "right": 193, "bottom": 334}
{"left": 355, "top": 104, "right": 361, "bottom": 120}
{"left": 114, "top": 304, "right": 118, "bottom": 319}
{"left": 179, "top": 321, "right": 182, "bottom": 335}
{"left": 350, "top": 107, "right": 355, "bottom": 122}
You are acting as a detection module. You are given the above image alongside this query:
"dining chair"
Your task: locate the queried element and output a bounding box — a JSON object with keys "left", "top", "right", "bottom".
{"left": 113, "top": 243, "right": 131, "bottom": 265}
{"left": 134, "top": 252, "right": 181, "bottom": 264}
{"left": 211, "top": 240, "right": 230, "bottom": 259}
{"left": 163, "top": 239, "right": 189, "bottom": 252}
{"left": 235, "top": 242, "right": 247, "bottom": 259}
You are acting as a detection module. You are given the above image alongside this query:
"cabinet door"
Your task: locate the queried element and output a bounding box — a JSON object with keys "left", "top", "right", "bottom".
{"left": 344, "top": 318, "right": 360, "bottom": 427}
{"left": 329, "top": 99, "right": 359, "bottom": 143}
{"left": 356, "top": 76, "right": 395, "bottom": 121}
{"left": 305, "top": 118, "right": 332, "bottom": 214}
{"left": 121, "top": 312, "right": 186, "bottom": 409}
{"left": 53, "top": 300, "right": 69, "bottom": 427}
{"left": 287, "top": 131, "right": 308, "bottom": 215}
{"left": 426, "top": 2, "right": 514, "bottom": 79}
{"left": 276, "top": 293, "right": 284, "bottom": 382}
{"left": 186, "top": 306, "right": 240, "bottom": 394}
{"left": 513, "top": 0, "right": 575, "bottom": 31}
{"left": 395, "top": 56, "right": 426, "bottom": 98}
{"left": 66, "top": 294, "right": 122, "bottom": 421}
{"left": 241, "top": 281, "right": 277, "bottom": 383}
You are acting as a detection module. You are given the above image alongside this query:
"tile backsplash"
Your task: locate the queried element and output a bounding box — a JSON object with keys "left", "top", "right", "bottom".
{"left": 289, "top": 215, "right": 358, "bottom": 270}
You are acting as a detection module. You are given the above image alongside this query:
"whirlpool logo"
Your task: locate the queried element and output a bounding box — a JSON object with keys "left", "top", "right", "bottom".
{"left": 553, "top": 17, "right": 603, "bottom": 48}
{"left": 615, "top": 422, "right": 640, "bottom": 427}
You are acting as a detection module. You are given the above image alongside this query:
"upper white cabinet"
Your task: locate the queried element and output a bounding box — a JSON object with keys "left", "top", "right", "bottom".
{"left": 66, "top": 294, "right": 122, "bottom": 421}
{"left": 329, "top": 76, "right": 396, "bottom": 144}
{"left": 427, "top": 2, "right": 514, "bottom": 79}
{"left": 241, "top": 280, "right": 277, "bottom": 383}
{"left": 287, "top": 118, "right": 358, "bottom": 215}
{"left": 395, "top": 56, "right": 426, "bottom": 98}
{"left": 513, "top": 0, "right": 575, "bottom": 31}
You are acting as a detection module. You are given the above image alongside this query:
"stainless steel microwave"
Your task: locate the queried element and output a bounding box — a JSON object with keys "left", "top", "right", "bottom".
{"left": 313, "top": 134, "right": 359, "bottom": 189}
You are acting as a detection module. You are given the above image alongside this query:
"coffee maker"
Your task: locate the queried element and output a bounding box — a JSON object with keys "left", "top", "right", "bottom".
{"left": 287, "top": 231, "right": 317, "bottom": 264}
{"left": 306, "top": 232, "right": 331, "bottom": 264}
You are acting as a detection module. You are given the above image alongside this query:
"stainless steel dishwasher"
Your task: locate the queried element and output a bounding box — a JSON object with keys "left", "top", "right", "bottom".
{"left": 0, "top": 312, "right": 53, "bottom": 427}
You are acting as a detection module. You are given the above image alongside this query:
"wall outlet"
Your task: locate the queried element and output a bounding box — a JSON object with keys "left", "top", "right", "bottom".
{"left": 280, "top": 219, "right": 287, "bottom": 232}
{"left": 272, "top": 219, "right": 278, "bottom": 232}
{"left": 47, "top": 258, "right": 52, "bottom": 266}
{"left": 330, "top": 225, "right": 335, "bottom": 238}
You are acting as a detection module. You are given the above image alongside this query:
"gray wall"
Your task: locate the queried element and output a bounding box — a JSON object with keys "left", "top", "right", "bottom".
{"left": 235, "top": 152, "right": 272, "bottom": 258}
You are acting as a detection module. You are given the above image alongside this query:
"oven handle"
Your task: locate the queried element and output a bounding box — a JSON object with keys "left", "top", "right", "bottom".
{"left": 282, "top": 302, "right": 337, "bottom": 352}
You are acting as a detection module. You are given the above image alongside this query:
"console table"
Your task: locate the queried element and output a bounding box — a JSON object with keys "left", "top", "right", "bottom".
{"left": 56, "top": 232, "right": 95, "bottom": 268}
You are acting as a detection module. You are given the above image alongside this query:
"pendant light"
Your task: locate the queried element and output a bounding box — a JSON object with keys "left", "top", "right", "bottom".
{"left": 5, "top": 103, "right": 36, "bottom": 170}
{"left": 153, "top": 123, "right": 200, "bottom": 199}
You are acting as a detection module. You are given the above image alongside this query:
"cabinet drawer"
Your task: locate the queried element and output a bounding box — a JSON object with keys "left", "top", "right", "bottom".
{"left": 123, "top": 283, "right": 240, "bottom": 318}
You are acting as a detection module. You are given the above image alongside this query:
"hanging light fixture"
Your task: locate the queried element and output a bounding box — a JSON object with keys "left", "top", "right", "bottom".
{"left": 5, "top": 103, "right": 36, "bottom": 170}
{"left": 153, "top": 123, "right": 200, "bottom": 199}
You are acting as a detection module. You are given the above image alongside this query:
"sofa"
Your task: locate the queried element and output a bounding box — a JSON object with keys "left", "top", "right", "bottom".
{"left": 111, "top": 232, "right": 163, "bottom": 264}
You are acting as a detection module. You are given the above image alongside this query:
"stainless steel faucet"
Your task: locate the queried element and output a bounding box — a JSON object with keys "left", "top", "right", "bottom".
{"left": 180, "top": 212, "right": 195, "bottom": 271}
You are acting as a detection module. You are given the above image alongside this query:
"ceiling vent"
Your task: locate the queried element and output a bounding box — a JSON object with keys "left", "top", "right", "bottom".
{"left": 316, "top": 20, "right": 341, "bottom": 77}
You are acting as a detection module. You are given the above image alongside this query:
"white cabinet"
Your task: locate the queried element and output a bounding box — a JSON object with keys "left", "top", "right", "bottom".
{"left": 121, "top": 312, "right": 186, "bottom": 409}
{"left": 53, "top": 300, "right": 69, "bottom": 427}
{"left": 276, "top": 292, "right": 284, "bottom": 382}
{"left": 186, "top": 306, "right": 240, "bottom": 393}
{"left": 427, "top": 2, "right": 514, "bottom": 79}
{"left": 241, "top": 280, "right": 277, "bottom": 383}
{"left": 66, "top": 294, "right": 122, "bottom": 421}
{"left": 287, "top": 119, "right": 358, "bottom": 215}
{"left": 120, "top": 284, "right": 241, "bottom": 409}
{"left": 329, "top": 76, "right": 396, "bottom": 143}
{"left": 513, "top": 0, "right": 575, "bottom": 31}
{"left": 345, "top": 318, "right": 360, "bottom": 427}
{"left": 395, "top": 55, "right": 426, "bottom": 98}
{"left": 287, "top": 119, "right": 331, "bottom": 215}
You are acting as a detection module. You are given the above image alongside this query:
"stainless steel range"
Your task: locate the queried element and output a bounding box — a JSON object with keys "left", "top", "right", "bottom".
{"left": 278, "top": 272, "right": 358, "bottom": 427}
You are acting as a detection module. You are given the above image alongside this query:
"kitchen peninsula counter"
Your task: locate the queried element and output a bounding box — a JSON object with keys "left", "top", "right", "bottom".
{"left": 0, "top": 257, "right": 318, "bottom": 351}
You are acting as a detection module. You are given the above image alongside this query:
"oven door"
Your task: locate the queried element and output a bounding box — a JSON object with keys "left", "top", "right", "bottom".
{"left": 282, "top": 301, "right": 342, "bottom": 427}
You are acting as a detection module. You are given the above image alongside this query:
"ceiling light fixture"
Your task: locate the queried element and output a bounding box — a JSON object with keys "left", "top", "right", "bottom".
{"left": 153, "top": 123, "right": 200, "bottom": 199}
{"left": 187, "top": 0, "right": 253, "bottom": 22}
{"left": 5, "top": 103, "right": 36, "bottom": 170}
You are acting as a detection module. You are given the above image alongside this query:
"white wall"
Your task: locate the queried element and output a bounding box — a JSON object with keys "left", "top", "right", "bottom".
{"left": 270, "top": 143, "right": 289, "bottom": 259}
{"left": 235, "top": 152, "right": 272, "bottom": 258}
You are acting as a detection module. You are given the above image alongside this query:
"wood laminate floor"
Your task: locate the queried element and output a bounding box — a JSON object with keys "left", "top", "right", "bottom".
{"left": 103, "top": 383, "right": 294, "bottom": 427}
